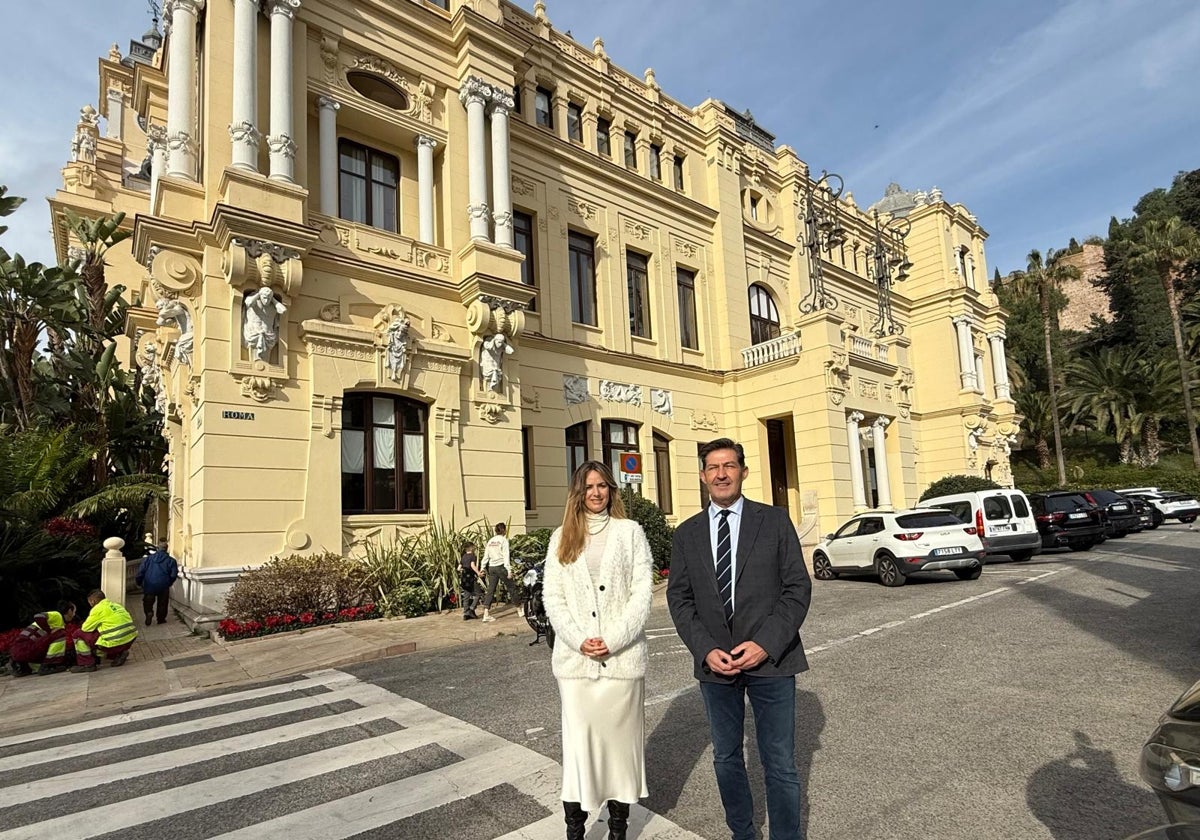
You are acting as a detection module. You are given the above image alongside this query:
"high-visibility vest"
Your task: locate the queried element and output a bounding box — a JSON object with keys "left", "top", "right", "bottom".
{"left": 81, "top": 600, "right": 138, "bottom": 648}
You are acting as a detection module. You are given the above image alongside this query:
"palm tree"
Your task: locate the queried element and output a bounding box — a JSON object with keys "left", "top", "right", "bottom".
{"left": 1131, "top": 216, "right": 1200, "bottom": 468}
{"left": 1008, "top": 249, "right": 1079, "bottom": 484}
{"left": 1015, "top": 390, "right": 1055, "bottom": 471}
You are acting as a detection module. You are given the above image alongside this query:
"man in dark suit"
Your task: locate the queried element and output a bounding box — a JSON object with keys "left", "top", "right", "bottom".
{"left": 667, "top": 437, "right": 812, "bottom": 840}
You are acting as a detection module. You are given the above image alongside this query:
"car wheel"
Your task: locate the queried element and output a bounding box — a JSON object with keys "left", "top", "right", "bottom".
{"left": 954, "top": 563, "right": 982, "bottom": 581}
{"left": 1151, "top": 509, "right": 1164, "bottom": 528}
{"left": 1009, "top": 550, "right": 1033, "bottom": 562}
{"left": 812, "top": 552, "right": 837, "bottom": 581}
{"left": 876, "top": 553, "right": 905, "bottom": 587}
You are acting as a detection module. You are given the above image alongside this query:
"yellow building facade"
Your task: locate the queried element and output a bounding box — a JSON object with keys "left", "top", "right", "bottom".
{"left": 52, "top": 0, "right": 1019, "bottom": 614}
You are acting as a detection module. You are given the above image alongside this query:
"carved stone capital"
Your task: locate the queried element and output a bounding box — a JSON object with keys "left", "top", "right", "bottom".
{"left": 459, "top": 76, "right": 493, "bottom": 108}
{"left": 490, "top": 88, "right": 515, "bottom": 113}
{"left": 228, "top": 121, "right": 260, "bottom": 146}
{"left": 416, "top": 135, "right": 438, "bottom": 150}
{"left": 166, "top": 131, "right": 197, "bottom": 155}
{"left": 316, "top": 95, "right": 341, "bottom": 113}
{"left": 872, "top": 415, "right": 891, "bottom": 430}
{"left": 847, "top": 411, "right": 865, "bottom": 425}
{"left": 266, "top": 134, "right": 297, "bottom": 159}
{"left": 267, "top": 0, "right": 300, "bottom": 18}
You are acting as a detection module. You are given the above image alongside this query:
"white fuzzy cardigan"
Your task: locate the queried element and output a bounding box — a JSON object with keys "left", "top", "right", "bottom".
{"left": 541, "top": 518, "right": 654, "bottom": 681}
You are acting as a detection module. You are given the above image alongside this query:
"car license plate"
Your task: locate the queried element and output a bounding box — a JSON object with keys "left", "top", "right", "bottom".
{"left": 931, "top": 547, "right": 964, "bottom": 556}
{"left": 1068, "top": 512, "right": 1088, "bottom": 519}
{"left": 1112, "top": 504, "right": 1127, "bottom": 511}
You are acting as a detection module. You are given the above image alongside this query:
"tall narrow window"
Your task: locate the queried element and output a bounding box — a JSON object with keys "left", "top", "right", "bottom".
{"left": 602, "top": 420, "right": 640, "bottom": 487}
{"left": 566, "top": 422, "right": 589, "bottom": 480}
{"left": 596, "top": 118, "right": 612, "bottom": 157}
{"left": 567, "top": 103, "right": 583, "bottom": 142}
{"left": 512, "top": 85, "right": 522, "bottom": 119}
{"left": 338, "top": 139, "right": 399, "bottom": 232}
{"left": 624, "top": 131, "right": 637, "bottom": 169}
{"left": 513, "top": 210, "right": 536, "bottom": 311}
{"left": 677, "top": 267, "right": 699, "bottom": 350}
{"left": 649, "top": 144, "right": 662, "bottom": 181}
{"left": 748, "top": 284, "right": 781, "bottom": 345}
{"left": 522, "top": 426, "right": 535, "bottom": 510}
{"left": 568, "top": 231, "right": 597, "bottom": 326}
{"left": 653, "top": 432, "right": 673, "bottom": 515}
{"left": 341, "top": 393, "right": 427, "bottom": 514}
{"left": 626, "top": 251, "right": 651, "bottom": 338}
{"left": 749, "top": 194, "right": 760, "bottom": 221}
{"left": 535, "top": 87, "right": 553, "bottom": 128}
{"left": 673, "top": 155, "right": 685, "bottom": 191}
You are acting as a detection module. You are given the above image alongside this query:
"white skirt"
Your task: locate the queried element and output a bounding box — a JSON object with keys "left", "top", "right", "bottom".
{"left": 558, "top": 677, "right": 648, "bottom": 812}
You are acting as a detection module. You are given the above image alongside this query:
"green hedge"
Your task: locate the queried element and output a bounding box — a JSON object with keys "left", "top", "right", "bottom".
{"left": 919, "top": 474, "right": 1002, "bottom": 501}
{"left": 1013, "top": 462, "right": 1200, "bottom": 495}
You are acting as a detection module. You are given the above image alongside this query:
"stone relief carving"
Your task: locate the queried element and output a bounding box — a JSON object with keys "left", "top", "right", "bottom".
{"left": 476, "top": 402, "right": 507, "bottom": 424}
{"left": 567, "top": 197, "right": 597, "bottom": 221}
{"left": 479, "top": 333, "right": 514, "bottom": 393}
{"left": 435, "top": 407, "right": 460, "bottom": 446}
{"left": 512, "top": 175, "right": 536, "bottom": 196}
{"left": 242, "top": 287, "right": 287, "bottom": 364}
{"left": 155, "top": 297, "right": 193, "bottom": 367}
{"left": 690, "top": 411, "right": 718, "bottom": 432}
{"left": 563, "top": 375, "right": 589, "bottom": 405}
{"left": 650, "top": 388, "right": 673, "bottom": 417}
{"left": 674, "top": 239, "right": 699, "bottom": 259}
{"left": 384, "top": 315, "right": 412, "bottom": 381}
{"left": 237, "top": 374, "right": 281, "bottom": 403}
{"left": 140, "top": 344, "right": 167, "bottom": 416}
{"left": 345, "top": 54, "right": 435, "bottom": 123}
{"left": 430, "top": 321, "right": 454, "bottom": 343}
{"left": 624, "top": 220, "right": 651, "bottom": 242}
{"left": 521, "top": 390, "right": 542, "bottom": 412}
{"left": 857, "top": 379, "right": 880, "bottom": 400}
{"left": 600, "top": 380, "right": 642, "bottom": 406}
{"left": 318, "top": 303, "right": 341, "bottom": 322}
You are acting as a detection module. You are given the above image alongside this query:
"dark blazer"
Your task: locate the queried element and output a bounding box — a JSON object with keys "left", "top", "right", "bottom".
{"left": 667, "top": 498, "right": 812, "bottom": 683}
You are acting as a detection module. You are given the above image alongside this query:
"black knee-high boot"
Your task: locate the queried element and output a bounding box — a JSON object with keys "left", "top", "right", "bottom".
{"left": 607, "top": 800, "right": 630, "bottom": 840}
{"left": 563, "top": 801, "right": 588, "bottom": 840}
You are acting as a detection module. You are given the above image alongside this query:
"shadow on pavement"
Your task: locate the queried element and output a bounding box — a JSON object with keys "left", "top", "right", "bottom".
{"left": 645, "top": 687, "right": 824, "bottom": 839}
{"left": 1027, "top": 730, "right": 1161, "bottom": 840}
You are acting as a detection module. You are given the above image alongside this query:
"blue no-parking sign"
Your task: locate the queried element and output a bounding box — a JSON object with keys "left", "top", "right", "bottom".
{"left": 620, "top": 453, "right": 643, "bottom": 483}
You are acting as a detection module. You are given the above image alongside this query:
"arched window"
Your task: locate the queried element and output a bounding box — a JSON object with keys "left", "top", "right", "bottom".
{"left": 341, "top": 393, "right": 428, "bottom": 514}
{"left": 602, "top": 420, "right": 640, "bottom": 492}
{"left": 346, "top": 72, "right": 410, "bottom": 111}
{"left": 565, "top": 421, "right": 589, "bottom": 480}
{"left": 748, "top": 284, "right": 781, "bottom": 345}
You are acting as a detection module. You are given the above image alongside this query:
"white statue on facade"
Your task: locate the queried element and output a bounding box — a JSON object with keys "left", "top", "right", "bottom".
{"left": 140, "top": 344, "right": 167, "bottom": 416}
{"left": 242, "top": 287, "right": 287, "bottom": 363}
{"left": 156, "top": 297, "right": 194, "bottom": 366}
{"left": 385, "top": 315, "right": 412, "bottom": 381}
{"left": 479, "top": 333, "right": 513, "bottom": 392}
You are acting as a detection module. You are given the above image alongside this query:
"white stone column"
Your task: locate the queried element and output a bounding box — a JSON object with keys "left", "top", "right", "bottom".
{"left": 490, "top": 90, "right": 514, "bottom": 248}
{"left": 416, "top": 135, "right": 437, "bottom": 244}
{"left": 266, "top": 0, "right": 301, "bottom": 182}
{"left": 229, "top": 0, "right": 261, "bottom": 172}
{"left": 165, "top": 0, "right": 205, "bottom": 179}
{"left": 952, "top": 316, "right": 977, "bottom": 390}
{"left": 317, "top": 96, "right": 339, "bottom": 215}
{"left": 846, "top": 411, "right": 867, "bottom": 512}
{"left": 988, "top": 331, "right": 1011, "bottom": 400}
{"left": 105, "top": 89, "right": 124, "bottom": 140}
{"left": 459, "top": 76, "right": 492, "bottom": 241}
{"left": 148, "top": 126, "right": 168, "bottom": 203}
{"left": 872, "top": 416, "right": 892, "bottom": 510}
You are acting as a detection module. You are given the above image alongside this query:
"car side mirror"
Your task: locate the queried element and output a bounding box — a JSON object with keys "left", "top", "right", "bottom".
{"left": 825, "top": 533, "right": 835, "bottom": 541}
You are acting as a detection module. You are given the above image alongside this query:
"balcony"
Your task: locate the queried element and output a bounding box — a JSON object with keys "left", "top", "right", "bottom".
{"left": 848, "top": 334, "right": 890, "bottom": 364}
{"left": 741, "top": 332, "right": 800, "bottom": 368}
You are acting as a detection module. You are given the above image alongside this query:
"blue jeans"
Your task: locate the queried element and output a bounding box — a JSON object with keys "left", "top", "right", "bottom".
{"left": 700, "top": 676, "right": 802, "bottom": 840}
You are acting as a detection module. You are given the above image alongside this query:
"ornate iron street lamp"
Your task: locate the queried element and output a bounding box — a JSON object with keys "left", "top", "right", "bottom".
{"left": 867, "top": 209, "right": 913, "bottom": 337}
{"left": 797, "top": 171, "right": 848, "bottom": 314}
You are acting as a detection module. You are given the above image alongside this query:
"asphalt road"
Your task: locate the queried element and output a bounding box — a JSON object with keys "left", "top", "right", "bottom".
{"left": 348, "top": 523, "right": 1200, "bottom": 840}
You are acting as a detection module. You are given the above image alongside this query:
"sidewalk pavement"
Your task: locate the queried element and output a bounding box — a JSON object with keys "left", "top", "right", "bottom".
{"left": 0, "top": 599, "right": 550, "bottom": 738}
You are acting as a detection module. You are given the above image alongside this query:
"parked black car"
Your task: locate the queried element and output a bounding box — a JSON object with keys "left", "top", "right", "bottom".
{"left": 1132, "top": 499, "right": 1156, "bottom": 532}
{"left": 1028, "top": 491, "right": 1104, "bottom": 550}
{"left": 1084, "top": 488, "right": 1142, "bottom": 538}
{"left": 1139, "top": 675, "right": 1200, "bottom": 826}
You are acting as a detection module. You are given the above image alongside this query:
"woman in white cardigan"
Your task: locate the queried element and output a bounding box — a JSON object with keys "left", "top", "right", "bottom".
{"left": 542, "top": 460, "right": 654, "bottom": 840}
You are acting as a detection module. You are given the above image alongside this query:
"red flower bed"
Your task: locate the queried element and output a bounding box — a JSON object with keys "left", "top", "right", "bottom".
{"left": 43, "top": 517, "right": 99, "bottom": 539}
{"left": 218, "top": 604, "right": 379, "bottom": 641}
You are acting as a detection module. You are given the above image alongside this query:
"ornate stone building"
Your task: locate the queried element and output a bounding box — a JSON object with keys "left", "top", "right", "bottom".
{"left": 51, "top": 0, "right": 1019, "bottom": 613}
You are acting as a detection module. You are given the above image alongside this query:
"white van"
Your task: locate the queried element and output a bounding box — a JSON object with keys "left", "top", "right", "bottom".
{"left": 920, "top": 488, "right": 1042, "bottom": 562}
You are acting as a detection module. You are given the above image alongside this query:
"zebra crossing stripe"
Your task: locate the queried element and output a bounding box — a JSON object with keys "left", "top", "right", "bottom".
{"left": 0, "top": 670, "right": 357, "bottom": 748}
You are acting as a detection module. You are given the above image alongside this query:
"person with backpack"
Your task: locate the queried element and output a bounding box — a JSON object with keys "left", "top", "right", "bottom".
{"left": 136, "top": 540, "right": 179, "bottom": 626}
{"left": 460, "top": 544, "right": 483, "bottom": 620}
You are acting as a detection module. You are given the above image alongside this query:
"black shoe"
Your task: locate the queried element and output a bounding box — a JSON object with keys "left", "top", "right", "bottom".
{"left": 606, "top": 800, "right": 630, "bottom": 840}
{"left": 71, "top": 664, "right": 97, "bottom": 673}
{"left": 37, "top": 665, "right": 67, "bottom": 676}
{"left": 145, "top": 616, "right": 153, "bottom": 626}
{"left": 157, "top": 619, "right": 167, "bottom": 624}
{"left": 564, "top": 801, "right": 588, "bottom": 840}
{"left": 111, "top": 650, "right": 130, "bottom": 667}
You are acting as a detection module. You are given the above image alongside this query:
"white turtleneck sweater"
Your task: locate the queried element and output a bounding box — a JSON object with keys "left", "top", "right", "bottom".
{"left": 584, "top": 511, "right": 610, "bottom": 581}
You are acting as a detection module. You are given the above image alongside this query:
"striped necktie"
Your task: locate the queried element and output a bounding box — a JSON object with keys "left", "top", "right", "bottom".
{"left": 716, "top": 509, "right": 733, "bottom": 624}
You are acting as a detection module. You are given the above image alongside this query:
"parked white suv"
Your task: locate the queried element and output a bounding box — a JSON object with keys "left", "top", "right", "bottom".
{"left": 812, "top": 508, "right": 987, "bottom": 587}
{"left": 1116, "top": 487, "right": 1200, "bottom": 526}
{"left": 920, "top": 488, "right": 1042, "bottom": 562}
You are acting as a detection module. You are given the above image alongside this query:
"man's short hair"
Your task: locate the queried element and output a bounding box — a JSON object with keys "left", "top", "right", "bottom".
{"left": 88, "top": 589, "right": 106, "bottom": 602}
{"left": 494, "top": 523, "right": 507, "bottom": 535}
{"left": 698, "top": 438, "right": 746, "bottom": 469}
{"left": 157, "top": 539, "right": 169, "bottom": 550}
{"left": 57, "top": 600, "right": 76, "bottom": 616}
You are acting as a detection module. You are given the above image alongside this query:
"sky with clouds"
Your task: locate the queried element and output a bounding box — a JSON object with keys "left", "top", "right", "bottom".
{"left": 2, "top": 0, "right": 1197, "bottom": 277}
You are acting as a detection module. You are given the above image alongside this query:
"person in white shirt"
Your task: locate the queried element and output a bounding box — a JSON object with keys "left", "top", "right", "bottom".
{"left": 481, "top": 523, "right": 523, "bottom": 622}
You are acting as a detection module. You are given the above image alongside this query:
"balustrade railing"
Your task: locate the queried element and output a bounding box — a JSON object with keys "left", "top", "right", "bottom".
{"left": 741, "top": 332, "right": 801, "bottom": 368}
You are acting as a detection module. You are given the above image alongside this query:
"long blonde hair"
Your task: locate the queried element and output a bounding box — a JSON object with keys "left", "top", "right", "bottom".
{"left": 557, "top": 460, "right": 626, "bottom": 564}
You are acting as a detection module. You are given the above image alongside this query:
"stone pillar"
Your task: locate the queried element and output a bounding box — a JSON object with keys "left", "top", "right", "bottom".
{"left": 317, "top": 96, "right": 340, "bottom": 215}
{"left": 147, "top": 126, "right": 168, "bottom": 203}
{"left": 100, "top": 537, "right": 128, "bottom": 609}
{"left": 229, "top": 0, "right": 261, "bottom": 172}
{"left": 266, "top": 0, "right": 301, "bottom": 182}
{"left": 490, "top": 90, "right": 514, "bottom": 248}
{"left": 460, "top": 76, "right": 491, "bottom": 241}
{"left": 846, "top": 411, "right": 867, "bottom": 512}
{"left": 416, "top": 135, "right": 437, "bottom": 244}
{"left": 165, "top": 0, "right": 205, "bottom": 179}
{"left": 105, "top": 89, "right": 124, "bottom": 140}
{"left": 988, "top": 332, "right": 1011, "bottom": 400}
{"left": 952, "top": 316, "right": 977, "bottom": 390}
{"left": 872, "top": 416, "right": 892, "bottom": 510}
